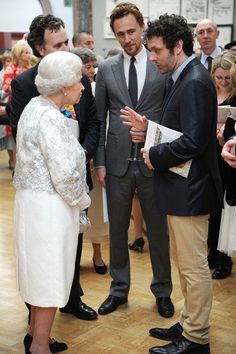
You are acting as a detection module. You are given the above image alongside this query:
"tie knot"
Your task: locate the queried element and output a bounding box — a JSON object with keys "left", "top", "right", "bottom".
{"left": 206, "top": 56, "right": 212, "bottom": 62}
{"left": 130, "top": 56, "right": 136, "bottom": 64}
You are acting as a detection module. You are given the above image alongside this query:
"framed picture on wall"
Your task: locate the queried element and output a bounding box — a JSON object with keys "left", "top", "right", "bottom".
{"left": 181, "top": 0, "right": 207, "bottom": 23}
{"left": 217, "top": 25, "right": 233, "bottom": 48}
{"left": 149, "top": 0, "right": 180, "bottom": 20}
{"left": 208, "top": 0, "right": 234, "bottom": 25}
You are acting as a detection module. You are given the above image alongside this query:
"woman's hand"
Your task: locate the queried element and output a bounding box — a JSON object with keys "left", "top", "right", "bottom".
{"left": 221, "top": 138, "right": 236, "bottom": 168}
{"left": 0, "top": 106, "right": 6, "bottom": 116}
{"left": 216, "top": 123, "right": 225, "bottom": 146}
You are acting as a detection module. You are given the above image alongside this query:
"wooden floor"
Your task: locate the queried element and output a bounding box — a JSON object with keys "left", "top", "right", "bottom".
{"left": 0, "top": 150, "right": 236, "bottom": 354}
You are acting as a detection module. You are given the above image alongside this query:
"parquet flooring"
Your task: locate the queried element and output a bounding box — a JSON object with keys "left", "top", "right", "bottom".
{"left": 0, "top": 150, "right": 236, "bottom": 354}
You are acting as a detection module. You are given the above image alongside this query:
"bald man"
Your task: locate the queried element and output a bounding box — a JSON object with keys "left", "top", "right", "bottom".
{"left": 195, "top": 18, "right": 221, "bottom": 71}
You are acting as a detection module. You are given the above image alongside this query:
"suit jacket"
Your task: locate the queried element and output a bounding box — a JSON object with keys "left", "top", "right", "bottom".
{"left": 223, "top": 115, "right": 236, "bottom": 206}
{"left": 10, "top": 65, "right": 99, "bottom": 190}
{"left": 94, "top": 51, "right": 167, "bottom": 177}
{"left": 149, "top": 57, "right": 223, "bottom": 216}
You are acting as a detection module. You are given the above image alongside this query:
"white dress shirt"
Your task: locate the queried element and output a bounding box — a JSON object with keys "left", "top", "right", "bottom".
{"left": 123, "top": 45, "right": 147, "bottom": 101}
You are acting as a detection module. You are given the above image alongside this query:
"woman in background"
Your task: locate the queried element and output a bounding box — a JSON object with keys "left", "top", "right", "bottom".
{"left": 0, "top": 51, "right": 13, "bottom": 168}
{"left": 208, "top": 51, "right": 236, "bottom": 278}
{"left": 14, "top": 51, "right": 90, "bottom": 354}
{"left": 2, "top": 43, "right": 31, "bottom": 169}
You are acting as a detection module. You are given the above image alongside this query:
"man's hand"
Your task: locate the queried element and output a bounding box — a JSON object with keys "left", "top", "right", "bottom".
{"left": 95, "top": 167, "right": 106, "bottom": 187}
{"left": 221, "top": 138, "right": 236, "bottom": 168}
{"left": 141, "top": 147, "right": 154, "bottom": 170}
{"left": 130, "top": 127, "right": 146, "bottom": 143}
{"left": 120, "top": 106, "right": 148, "bottom": 131}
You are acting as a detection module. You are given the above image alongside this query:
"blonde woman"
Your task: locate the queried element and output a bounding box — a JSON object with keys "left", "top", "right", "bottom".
{"left": 2, "top": 43, "right": 31, "bottom": 169}
{"left": 208, "top": 51, "right": 236, "bottom": 278}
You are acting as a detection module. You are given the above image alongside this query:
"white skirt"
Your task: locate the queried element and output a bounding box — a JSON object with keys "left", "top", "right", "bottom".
{"left": 14, "top": 189, "right": 80, "bottom": 307}
{"left": 218, "top": 195, "right": 236, "bottom": 257}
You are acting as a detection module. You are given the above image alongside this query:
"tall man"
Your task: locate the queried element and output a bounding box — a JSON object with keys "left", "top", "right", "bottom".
{"left": 121, "top": 14, "right": 223, "bottom": 354}
{"left": 94, "top": 2, "right": 173, "bottom": 318}
{"left": 10, "top": 14, "right": 98, "bottom": 334}
{"left": 195, "top": 18, "right": 221, "bottom": 71}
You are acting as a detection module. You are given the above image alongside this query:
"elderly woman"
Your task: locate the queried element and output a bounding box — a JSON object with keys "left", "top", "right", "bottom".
{"left": 13, "top": 51, "right": 91, "bottom": 354}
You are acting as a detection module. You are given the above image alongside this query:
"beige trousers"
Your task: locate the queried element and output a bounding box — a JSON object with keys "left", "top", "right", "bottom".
{"left": 167, "top": 214, "right": 212, "bottom": 344}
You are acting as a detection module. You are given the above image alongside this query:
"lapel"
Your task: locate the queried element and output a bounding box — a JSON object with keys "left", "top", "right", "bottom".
{"left": 111, "top": 53, "right": 132, "bottom": 106}
{"left": 160, "top": 57, "right": 200, "bottom": 121}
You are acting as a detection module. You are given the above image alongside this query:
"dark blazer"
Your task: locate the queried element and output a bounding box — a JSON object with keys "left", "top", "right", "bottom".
{"left": 10, "top": 66, "right": 99, "bottom": 190}
{"left": 223, "top": 115, "right": 236, "bottom": 206}
{"left": 73, "top": 77, "right": 100, "bottom": 190}
{"left": 149, "top": 57, "right": 223, "bottom": 216}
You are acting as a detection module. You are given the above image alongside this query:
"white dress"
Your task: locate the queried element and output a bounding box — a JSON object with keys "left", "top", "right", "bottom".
{"left": 218, "top": 195, "right": 236, "bottom": 257}
{"left": 13, "top": 96, "right": 91, "bottom": 307}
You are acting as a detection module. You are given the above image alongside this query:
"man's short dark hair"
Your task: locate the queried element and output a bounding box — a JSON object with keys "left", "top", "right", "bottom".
{"left": 145, "top": 14, "right": 194, "bottom": 56}
{"left": 27, "top": 14, "right": 65, "bottom": 57}
{"left": 110, "top": 2, "right": 144, "bottom": 33}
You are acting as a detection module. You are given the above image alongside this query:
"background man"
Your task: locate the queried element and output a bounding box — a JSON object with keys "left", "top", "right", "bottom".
{"left": 196, "top": 18, "right": 229, "bottom": 279}
{"left": 121, "top": 14, "right": 222, "bottom": 354}
{"left": 72, "top": 31, "right": 94, "bottom": 50}
{"left": 10, "top": 15, "right": 99, "bottom": 351}
{"left": 94, "top": 2, "right": 173, "bottom": 318}
{"left": 195, "top": 18, "right": 221, "bottom": 72}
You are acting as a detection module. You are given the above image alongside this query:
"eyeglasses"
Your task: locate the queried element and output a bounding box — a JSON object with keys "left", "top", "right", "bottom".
{"left": 215, "top": 76, "right": 231, "bottom": 81}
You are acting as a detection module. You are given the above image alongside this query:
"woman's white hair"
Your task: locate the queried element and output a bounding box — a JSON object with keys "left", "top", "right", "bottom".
{"left": 35, "top": 51, "right": 82, "bottom": 95}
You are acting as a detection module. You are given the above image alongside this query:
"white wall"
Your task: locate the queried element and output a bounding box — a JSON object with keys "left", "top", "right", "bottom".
{"left": 0, "top": 0, "right": 74, "bottom": 48}
{"left": 50, "top": 0, "right": 73, "bottom": 48}
{"left": 0, "top": 0, "right": 42, "bottom": 33}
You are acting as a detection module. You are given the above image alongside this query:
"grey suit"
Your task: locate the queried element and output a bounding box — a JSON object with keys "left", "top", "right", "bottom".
{"left": 94, "top": 51, "right": 172, "bottom": 298}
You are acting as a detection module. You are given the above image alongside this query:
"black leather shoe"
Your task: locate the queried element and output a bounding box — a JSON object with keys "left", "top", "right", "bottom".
{"left": 212, "top": 264, "right": 232, "bottom": 279}
{"left": 149, "top": 323, "right": 183, "bottom": 341}
{"left": 60, "top": 300, "right": 97, "bottom": 320}
{"left": 98, "top": 295, "right": 128, "bottom": 315}
{"left": 149, "top": 336, "right": 210, "bottom": 353}
{"left": 128, "top": 237, "right": 145, "bottom": 252}
{"left": 24, "top": 333, "right": 68, "bottom": 353}
{"left": 93, "top": 258, "right": 107, "bottom": 275}
{"left": 207, "top": 255, "right": 217, "bottom": 270}
{"left": 157, "top": 297, "right": 174, "bottom": 318}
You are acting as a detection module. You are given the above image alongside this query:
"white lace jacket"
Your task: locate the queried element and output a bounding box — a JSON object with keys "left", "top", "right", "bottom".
{"left": 13, "top": 96, "right": 90, "bottom": 210}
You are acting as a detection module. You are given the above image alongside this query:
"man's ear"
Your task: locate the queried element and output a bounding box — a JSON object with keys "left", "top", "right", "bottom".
{"left": 175, "top": 39, "right": 183, "bottom": 55}
{"left": 35, "top": 44, "right": 44, "bottom": 57}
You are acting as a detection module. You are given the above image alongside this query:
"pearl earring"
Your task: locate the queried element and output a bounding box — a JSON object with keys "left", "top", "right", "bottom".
{"left": 64, "top": 92, "right": 67, "bottom": 96}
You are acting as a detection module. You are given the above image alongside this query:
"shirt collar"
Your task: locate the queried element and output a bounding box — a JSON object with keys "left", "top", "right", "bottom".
{"left": 201, "top": 46, "right": 221, "bottom": 64}
{"left": 172, "top": 54, "right": 195, "bottom": 83}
